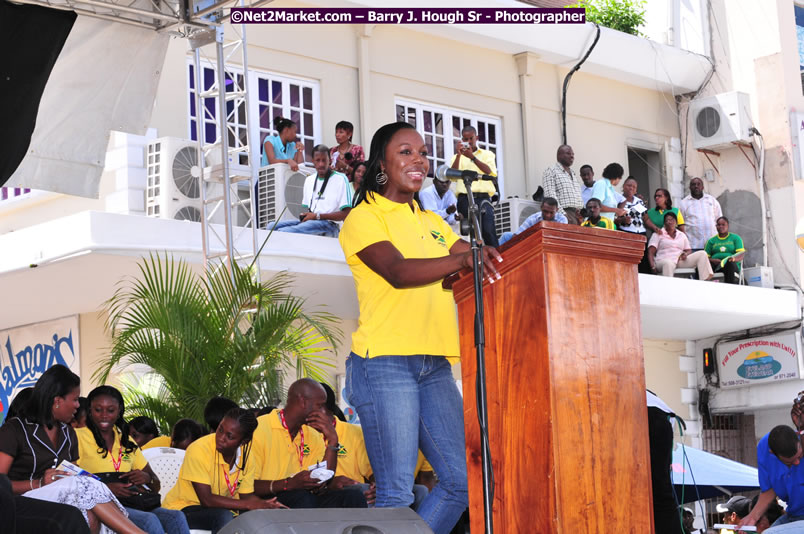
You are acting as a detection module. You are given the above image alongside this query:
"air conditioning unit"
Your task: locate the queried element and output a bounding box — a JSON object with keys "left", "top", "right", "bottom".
{"left": 257, "top": 163, "right": 315, "bottom": 229}
{"left": 495, "top": 198, "right": 541, "bottom": 236}
{"left": 690, "top": 92, "right": 753, "bottom": 150}
{"left": 145, "top": 137, "right": 202, "bottom": 221}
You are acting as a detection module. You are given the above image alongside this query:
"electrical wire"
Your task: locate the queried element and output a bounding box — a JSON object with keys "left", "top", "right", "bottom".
{"left": 561, "top": 23, "right": 600, "bottom": 145}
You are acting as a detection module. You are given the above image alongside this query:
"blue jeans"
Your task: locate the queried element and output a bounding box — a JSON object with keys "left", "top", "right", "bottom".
{"left": 181, "top": 506, "right": 234, "bottom": 534}
{"left": 345, "top": 353, "right": 468, "bottom": 534}
{"left": 125, "top": 506, "right": 189, "bottom": 534}
{"left": 768, "top": 514, "right": 804, "bottom": 531}
{"left": 353, "top": 482, "right": 429, "bottom": 510}
{"left": 270, "top": 219, "right": 339, "bottom": 237}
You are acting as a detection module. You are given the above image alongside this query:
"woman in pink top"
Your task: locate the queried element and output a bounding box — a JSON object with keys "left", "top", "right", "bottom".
{"left": 647, "top": 211, "right": 714, "bottom": 280}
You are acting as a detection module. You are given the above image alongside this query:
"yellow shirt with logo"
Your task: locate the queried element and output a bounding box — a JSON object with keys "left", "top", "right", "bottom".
{"left": 333, "top": 419, "right": 372, "bottom": 482}
{"left": 450, "top": 148, "right": 498, "bottom": 196}
{"left": 75, "top": 426, "right": 147, "bottom": 474}
{"left": 251, "top": 411, "right": 326, "bottom": 481}
{"left": 162, "top": 434, "right": 254, "bottom": 510}
{"left": 339, "top": 192, "right": 462, "bottom": 361}
{"left": 142, "top": 435, "right": 171, "bottom": 450}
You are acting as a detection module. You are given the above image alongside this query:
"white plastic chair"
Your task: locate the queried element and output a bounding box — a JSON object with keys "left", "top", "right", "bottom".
{"left": 142, "top": 447, "right": 185, "bottom": 500}
{"left": 142, "top": 447, "right": 211, "bottom": 534}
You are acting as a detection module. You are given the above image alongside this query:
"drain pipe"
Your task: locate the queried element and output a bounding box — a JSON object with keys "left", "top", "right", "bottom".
{"left": 750, "top": 127, "right": 768, "bottom": 266}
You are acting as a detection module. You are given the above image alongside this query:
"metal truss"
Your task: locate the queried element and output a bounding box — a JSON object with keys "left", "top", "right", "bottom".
{"left": 191, "top": 11, "right": 262, "bottom": 283}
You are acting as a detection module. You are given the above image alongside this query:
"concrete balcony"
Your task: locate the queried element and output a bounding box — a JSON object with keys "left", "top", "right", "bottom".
{"left": 0, "top": 211, "right": 798, "bottom": 341}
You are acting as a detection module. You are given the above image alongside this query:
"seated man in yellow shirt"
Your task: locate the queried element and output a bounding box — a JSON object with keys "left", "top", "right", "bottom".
{"left": 162, "top": 408, "right": 284, "bottom": 533}
{"left": 251, "top": 379, "right": 367, "bottom": 509}
{"left": 450, "top": 125, "right": 500, "bottom": 247}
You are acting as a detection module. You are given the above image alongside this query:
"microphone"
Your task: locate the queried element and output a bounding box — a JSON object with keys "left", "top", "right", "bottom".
{"left": 435, "top": 164, "right": 495, "bottom": 182}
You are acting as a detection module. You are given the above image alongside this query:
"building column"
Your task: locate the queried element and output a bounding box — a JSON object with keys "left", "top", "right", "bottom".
{"left": 356, "top": 25, "right": 375, "bottom": 147}
{"left": 680, "top": 339, "right": 702, "bottom": 449}
{"left": 514, "top": 52, "right": 540, "bottom": 195}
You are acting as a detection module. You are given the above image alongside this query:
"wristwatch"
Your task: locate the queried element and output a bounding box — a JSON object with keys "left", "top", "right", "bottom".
{"left": 315, "top": 213, "right": 321, "bottom": 220}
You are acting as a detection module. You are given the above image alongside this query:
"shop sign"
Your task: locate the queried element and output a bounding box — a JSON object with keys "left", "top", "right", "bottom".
{"left": 717, "top": 331, "right": 801, "bottom": 388}
{"left": 0, "top": 316, "right": 80, "bottom": 422}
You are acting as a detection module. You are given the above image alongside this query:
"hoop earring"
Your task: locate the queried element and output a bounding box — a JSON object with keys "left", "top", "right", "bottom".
{"left": 376, "top": 171, "right": 388, "bottom": 185}
{"left": 55, "top": 404, "right": 60, "bottom": 409}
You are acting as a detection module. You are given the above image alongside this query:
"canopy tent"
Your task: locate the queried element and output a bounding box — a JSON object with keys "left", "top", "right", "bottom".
{"left": 672, "top": 442, "right": 760, "bottom": 503}
{"left": 1, "top": 4, "right": 170, "bottom": 197}
{"left": 0, "top": 0, "right": 269, "bottom": 197}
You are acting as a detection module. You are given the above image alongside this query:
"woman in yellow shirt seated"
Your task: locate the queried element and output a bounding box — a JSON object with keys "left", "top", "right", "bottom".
{"left": 162, "top": 408, "right": 285, "bottom": 534}
{"left": 77, "top": 386, "right": 190, "bottom": 534}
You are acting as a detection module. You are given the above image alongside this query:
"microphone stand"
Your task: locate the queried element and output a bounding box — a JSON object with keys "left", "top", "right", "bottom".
{"left": 461, "top": 171, "right": 494, "bottom": 534}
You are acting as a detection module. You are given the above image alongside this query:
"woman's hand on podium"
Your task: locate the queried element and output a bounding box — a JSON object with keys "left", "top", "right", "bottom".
{"left": 461, "top": 246, "right": 502, "bottom": 285}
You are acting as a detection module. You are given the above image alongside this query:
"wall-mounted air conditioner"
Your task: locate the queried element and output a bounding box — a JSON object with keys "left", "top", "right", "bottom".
{"left": 495, "top": 198, "right": 541, "bottom": 236}
{"left": 145, "top": 137, "right": 201, "bottom": 221}
{"left": 257, "top": 163, "right": 315, "bottom": 229}
{"left": 690, "top": 92, "right": 753, "bottom": 150}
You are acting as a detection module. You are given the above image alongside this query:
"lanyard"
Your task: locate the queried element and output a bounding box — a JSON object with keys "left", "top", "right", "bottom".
{"left": 222, "top": 465, "right": 240, "bottom": 497}
{"left": 278, "top": 410, "right": 304, "bottom": 468}
{"left": 308, "top": 172, "right": 332, "bottom": 211}
{"left": 109, "top": 446, "right": 123, "bottom": 472}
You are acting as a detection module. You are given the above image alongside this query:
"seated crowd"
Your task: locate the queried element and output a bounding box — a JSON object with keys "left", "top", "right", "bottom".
{"left": 0, "top": 367, "right": 438, "bottom": 534}
{"left": 259, "top": 121, "right": 744, "bottom": 283}
{"left": 496, "top": 145, "right": 743, "bottom": 283}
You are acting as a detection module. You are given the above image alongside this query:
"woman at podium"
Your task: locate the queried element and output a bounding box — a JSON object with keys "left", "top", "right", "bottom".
{"left": 339, "top": 122, "right": 501, "bottom": 534}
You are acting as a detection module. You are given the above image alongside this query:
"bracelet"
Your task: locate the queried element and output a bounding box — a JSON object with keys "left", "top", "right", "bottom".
{"left": 326, "top": 442, "right": 340, "bottom": 451}
{"left": 269, "top": 480, "right": 274, "bottom": 494}
{"left": 283, "top": 478, "right": 288, "bottom": 491}
{"left": 38, "top": 477, "right": 43, "bottom": 488}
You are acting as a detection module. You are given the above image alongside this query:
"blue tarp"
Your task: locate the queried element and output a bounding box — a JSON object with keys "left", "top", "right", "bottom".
{"left": 672, "top": 443, "right": 759, "bottom": 503}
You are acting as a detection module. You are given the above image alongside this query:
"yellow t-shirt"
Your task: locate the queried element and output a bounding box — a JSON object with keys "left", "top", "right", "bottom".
{"left": 450, "top": 148, "right": 498, "bottom": 196}
{"left": 334, "top": 419, "right": 372, "bottom": 482}
{"left": 75, "top": 427, "right": 147, "bottom": 474}
{"left": 415, "top": 452, "right": 434, "bottom": 478}
{"left": 251, "top": 411, "right": 326, "bottom": 481}
{"left": 162, "top": 434, "right": 254, "bottom": 510}
{"left": 339, "top": 192, "right": 462, "bottom": 361}
{"left": 142, "top": 435, "right": 172, "bottom": 450}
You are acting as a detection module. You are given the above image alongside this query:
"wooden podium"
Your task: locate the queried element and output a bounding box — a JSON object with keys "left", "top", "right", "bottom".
{"left": 450, "top": 222, "right": 654, "bottom": 533}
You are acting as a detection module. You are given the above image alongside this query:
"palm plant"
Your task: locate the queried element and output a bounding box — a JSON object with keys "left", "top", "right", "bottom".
{"left": 95, "top": 253, "right": 340, "bottom": 434}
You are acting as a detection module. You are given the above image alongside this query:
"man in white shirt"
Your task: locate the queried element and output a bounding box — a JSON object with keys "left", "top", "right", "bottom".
{"left": 271, "top": 145, "right": 352, "bottom": 237}
{"left": 419, "top": 174, "right": 460, "bottom": 224}
{"left": 679, "top": 177, "right": 722, "bottom": 250}
{"left": 580, "top": 164, "right": 596, "bottom": 208}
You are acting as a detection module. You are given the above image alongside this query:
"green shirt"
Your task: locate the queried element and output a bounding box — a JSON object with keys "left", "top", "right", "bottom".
{"left": 705, "top": 233, "right": 745, "bottom": 261}
{"left": 581, "top": 217, "right": 615, "bottom": 230}
{"left": 646, "top": 207, "right": 684, "bottom": 229}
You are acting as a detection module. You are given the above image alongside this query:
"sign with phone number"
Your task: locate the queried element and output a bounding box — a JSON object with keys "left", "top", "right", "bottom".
{"left": 716, "top": 331, "right": 802, "bottom": 389}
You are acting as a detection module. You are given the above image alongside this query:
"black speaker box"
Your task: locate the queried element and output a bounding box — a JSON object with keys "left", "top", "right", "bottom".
{"left": 217, "top": 507, "right": 434, "bottom": 534}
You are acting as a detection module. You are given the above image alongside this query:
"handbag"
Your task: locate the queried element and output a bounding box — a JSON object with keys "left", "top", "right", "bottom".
{"left": 96, "top": 472, "right": 161, "bottom": 511}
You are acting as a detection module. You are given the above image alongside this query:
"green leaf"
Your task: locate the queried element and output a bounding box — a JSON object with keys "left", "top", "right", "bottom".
{"left": 565, "top": 0, "right": 646, "bottom": 36}
{"left": 97, "top": 252, "right": 341, "bottom": 433}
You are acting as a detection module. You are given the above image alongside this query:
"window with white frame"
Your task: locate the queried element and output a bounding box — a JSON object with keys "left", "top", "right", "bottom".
{"left": 188, "top": 61, "right": 320, "bottom": 164}
{"left": 395, "top": 99, "right": 503, "bottom": 193}
{"left": 0, "top": 187, "right": 31, "bottom": 202}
